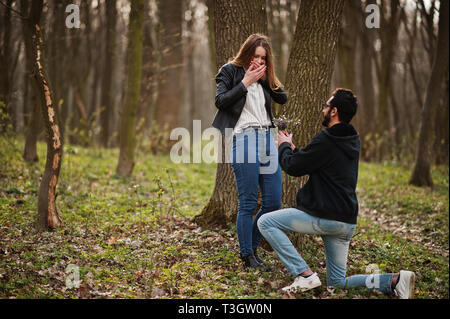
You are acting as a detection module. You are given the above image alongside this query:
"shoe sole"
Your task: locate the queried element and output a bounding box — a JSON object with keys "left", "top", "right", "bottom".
{"left": 282, "top": 280, "right": 321, "bottom": 293}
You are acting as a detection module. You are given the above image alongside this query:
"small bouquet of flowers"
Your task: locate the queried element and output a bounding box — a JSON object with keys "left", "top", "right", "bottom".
{"left": 274, "top": 115, "right": 301, "bottom": 134}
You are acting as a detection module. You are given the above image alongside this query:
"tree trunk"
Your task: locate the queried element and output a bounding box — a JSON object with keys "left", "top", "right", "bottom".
{"left": 116, "top": 0, "right": 144, "bottom": 177}
{"left": 100, "top": 0, "right": 117, "bottom": 148}
{"left": 137, "top": 0, "right": 155, "bottom": 135}
{"left": 281, "top": 0, "right": 345, "bottom": 205}
{"left": 410, "top": 1, "right": 449, "bottom": 187}
{"left": 182, "top": 0, "right": 195, "bottom": 133}
{"left": 434, "top": 73, "right": 449, "bottom": 165}
{"left": 357, "top": 0, "right": 377, "bottom": 160}
{"left": 20, "top": 0, "right": 32, "bottom": 130}
{"left": 193, "top": 0, "right": 268, "bottom": 228}
{"left": 154, "top": 0, "right": 183, "bottom": 131}
{"left": 28, "top": 0, "right": 63, "bottom": 231}
{"left": 375, "top": 0, "right": 400, "bottom": 161}
{"left": 267, "top": 0, "right": 285, "bottom": 83}
{"left": 49, "top": 1, "right": 66, "bottom": 122}
{"left": 56, "top": 0, "right": 70, "bottom": 141}
{"left": 23, "top": 87, "right": 42, "bottom": 162}
{"left": 0, "top": 0, "right": 13, "bottom": 131}
{"left": 337, "top": 0, "right": 358, "bottom": 92}
{"left": 21, "top": 0, "right": 41, "bottom": 162}
{"left": 205, "top": 0, "right": 216, "bottom": 78}
{"left": 67, "top": 0, "right": 91, "bottom": 146}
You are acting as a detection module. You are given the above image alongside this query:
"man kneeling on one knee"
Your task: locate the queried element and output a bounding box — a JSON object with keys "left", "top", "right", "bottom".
{"left": 258, "top": 88, "right": 415, "bottom": 299}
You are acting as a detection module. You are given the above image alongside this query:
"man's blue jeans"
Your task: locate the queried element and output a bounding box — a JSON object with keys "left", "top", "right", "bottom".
{"left": 231, "top": 128, "right": 282, "bottom": 257}
{"left": 258, "top": 208, "right": 394, "bottom": 294}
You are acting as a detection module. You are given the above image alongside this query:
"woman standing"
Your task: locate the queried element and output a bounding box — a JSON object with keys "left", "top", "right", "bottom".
{"left": 212, "top": 34, "right": 288, "bottom": 270}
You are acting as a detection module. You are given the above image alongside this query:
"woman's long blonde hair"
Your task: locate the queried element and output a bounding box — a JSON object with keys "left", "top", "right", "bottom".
{"left": 231, "top": 33, "right": 283, "bottom": 90}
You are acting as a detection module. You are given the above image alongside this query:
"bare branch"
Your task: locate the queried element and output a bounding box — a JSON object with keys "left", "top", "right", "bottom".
{"left": 0, "top": 0, "right": 28, "bottom": 19}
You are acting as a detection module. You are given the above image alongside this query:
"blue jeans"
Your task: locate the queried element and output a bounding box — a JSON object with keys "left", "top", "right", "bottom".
{"left": 258, "top": 208, "right": 394, "bottom": 294}
{"left": 231, "top": 128, "right": 282, "bottom": 257}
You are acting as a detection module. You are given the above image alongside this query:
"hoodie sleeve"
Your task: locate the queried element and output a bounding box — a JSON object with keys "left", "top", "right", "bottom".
{"left": 278, "top": 133, "right": 330, "bottom": 177}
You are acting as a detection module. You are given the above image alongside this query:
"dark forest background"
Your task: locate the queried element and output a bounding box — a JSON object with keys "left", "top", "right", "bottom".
{"left": 1, "top": 0, "right": 447, "bottom": 165}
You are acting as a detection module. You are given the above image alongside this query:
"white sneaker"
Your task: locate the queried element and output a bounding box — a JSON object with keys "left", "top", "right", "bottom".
{"left": 282, "top": 273, "right": 322, "bottom": 293}
{"left": 394, "top": 270, "right": 416, "bottom": 299}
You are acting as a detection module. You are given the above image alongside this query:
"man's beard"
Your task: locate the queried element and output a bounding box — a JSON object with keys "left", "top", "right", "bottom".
{"left": 322, "top": 109, "right": 331, "bottom": 127}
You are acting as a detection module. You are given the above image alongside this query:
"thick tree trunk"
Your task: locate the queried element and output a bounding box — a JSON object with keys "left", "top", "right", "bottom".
{"left": 193, "top": 0, "right": 268, "bottom": 228}
{"left": 281, "top": 0, "right": 344, "bottom": 205}
{"left": 100, "top": 0, "right": 117, "bottom": 148}
{"left": 154, "top": 0, "right": 183, "bottom": 131}
{"left": 29, "top": 0, "right": 63, "bottom": 231}
{"left": 116, "top": 0, "right": 144, "bottom": 177}
{"left": 410, "top": 1, "right": 449, "bottom": 187}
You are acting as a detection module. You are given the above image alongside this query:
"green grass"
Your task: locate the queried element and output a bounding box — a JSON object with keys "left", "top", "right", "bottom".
{"left": 0, "top": 137, "right": 448, "bottom": 299}
{"left": 357, "top": 161, "right": 449, "bottom": 252}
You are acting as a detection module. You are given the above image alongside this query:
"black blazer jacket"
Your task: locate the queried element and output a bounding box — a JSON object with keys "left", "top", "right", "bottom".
{"left": 211, "top": 62, "right": 288, "bottom": 134}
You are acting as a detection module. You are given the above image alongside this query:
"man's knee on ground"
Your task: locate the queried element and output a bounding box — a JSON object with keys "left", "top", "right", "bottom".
{"left": 327, "top": 277, "right": 346, "bottom": 288}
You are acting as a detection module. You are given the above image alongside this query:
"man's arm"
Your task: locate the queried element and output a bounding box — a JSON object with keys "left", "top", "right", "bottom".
{"left": 278, "top": 134, "right": 329, "bottom": 177}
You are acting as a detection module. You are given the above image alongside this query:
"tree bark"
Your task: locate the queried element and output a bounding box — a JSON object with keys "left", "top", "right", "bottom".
{"left": 0, "top": 0, "right": 13, "bottom": 132}
{"left": 28, "top": 0, "right": 63, "bottom": 231}
{"left": 281, "top": 0, "right": 345, "bottom": 205}
{"left": 357, "top": 0, "right": 377, "bottom": 160}
{"left": 205, "top": 0, "right": 216, "bottom": 78}
{"left": 116, "top": 0, "right": 144, "bottom": 177}
{"left": 193, "top": 0, "right": 268, "bottom": 228}
{"left": 100, "top": 0, "right": 117, "bottom": 148}
{"left": 21, "top": 0, "right": 41, "bottom": 162}
{"left": 410, "top": 0, "right": 449, "bottom": 187}
{"left": 434, "top": 73, "right": 449, "bottom": 165}
{"left": 23, "top": 87, "right": 42, "bottom": 162}
{"left": 337, "top": 0, "right": 358, "bottom": 92}
{"left": 154, "top": 0, "right": 183, "bottom": 131}
{"left": 375, "top": 0, "right": 401, "bottom": 161}
{"left": 67, "top": 0, "right": 91, "bottom": 146}
{"left": 137, "top": 0, "right": 155, "bottom": 135}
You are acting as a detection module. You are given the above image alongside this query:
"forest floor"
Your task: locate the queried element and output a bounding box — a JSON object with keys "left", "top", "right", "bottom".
{"left": 0, "top": 137, "right": 448, "bottom": 299}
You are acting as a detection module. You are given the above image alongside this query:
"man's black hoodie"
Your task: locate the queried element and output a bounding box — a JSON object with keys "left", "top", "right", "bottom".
{"left": 278, "top": 123, "right": 360, "bottom": 224}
